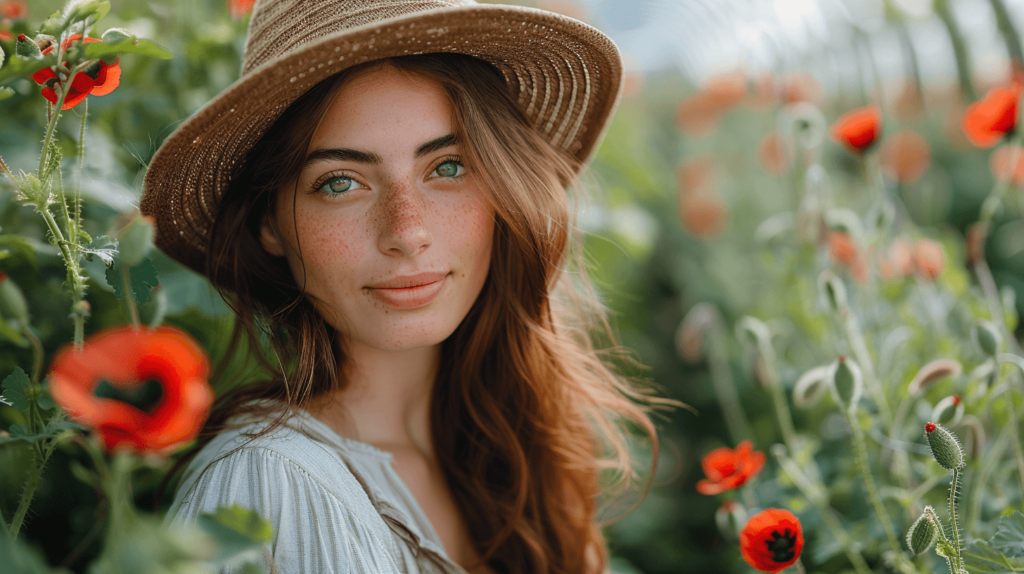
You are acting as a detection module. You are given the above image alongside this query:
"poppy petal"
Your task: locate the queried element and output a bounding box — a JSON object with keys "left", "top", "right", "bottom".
{"left": 89, "top": 62, "right": 120, "bottom": 96}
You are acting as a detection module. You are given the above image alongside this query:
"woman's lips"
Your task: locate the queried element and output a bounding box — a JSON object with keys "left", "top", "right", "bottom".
{"left": 367, "top": 274, "right": 448, "bottom": 309}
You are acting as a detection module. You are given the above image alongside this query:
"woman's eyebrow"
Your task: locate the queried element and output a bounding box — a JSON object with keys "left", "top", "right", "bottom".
{"left": 302, "top": 134, "right": 458, "bottom": 168}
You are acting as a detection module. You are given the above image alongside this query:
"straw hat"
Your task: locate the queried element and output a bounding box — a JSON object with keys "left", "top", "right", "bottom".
{"left": 139, "top": 0, "right": 625, "bottom": 277}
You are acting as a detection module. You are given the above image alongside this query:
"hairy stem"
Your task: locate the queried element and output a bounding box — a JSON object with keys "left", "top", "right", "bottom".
{"left": 843, "top": 311, "right": 893, "bottom": 427}
{"left": 949, "top": 468, "right": 964, "bottom": 573}
{"left": 708, "top": 318, "right": 753, "bottom": 444}
{"left": 849, "top": 409, "right": 901, "bottom": 553}
{"left": 8, "top": 449, "right": 46, "bottom": 540}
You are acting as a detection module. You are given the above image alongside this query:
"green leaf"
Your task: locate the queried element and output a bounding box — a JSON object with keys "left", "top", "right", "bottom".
{"left": 81, "top": 37, "right": 174, "bottom": 61}
{"left": 0, "top": 528, "right": 52, "bottom": 574}
{"left": 964, "top": 512, "right": 1024, "bottom": 572}
{"left": 82, "top": 234, "right": 118, "bottom": 267}
{"left": 35, "top": 386, "right": 55, "bottom": 411}
{"left": 62, "top": 0, "right": 111, "bottom": 30}
{"left": 105, "top": 257, "right": 159, "bottom": 304}
{"left": 0, "top": 51, "right": 58, "bottom": 87}
{"left": 196, "top": 504, "right": 273, "bottom": 568}
{"left": 1, "top": 366, "right": 31, "bottom": 411}
{"left": 0, "top": 316, "right": 29, "bottom": 348}
{"left": 0, "top": 87, "right": 12, "bottom": 101}
{"left": 0, "top": 235, "right": 40, "bottom": 270}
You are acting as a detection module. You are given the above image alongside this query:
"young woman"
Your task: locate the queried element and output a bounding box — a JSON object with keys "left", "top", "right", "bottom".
{"left": 143, "top": 2, "right": 685, "bottom": 573}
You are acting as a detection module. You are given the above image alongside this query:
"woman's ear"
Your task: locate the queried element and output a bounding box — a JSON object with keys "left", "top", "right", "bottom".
{"left": 259, "top": 213, "right": 286, "bottom": 257}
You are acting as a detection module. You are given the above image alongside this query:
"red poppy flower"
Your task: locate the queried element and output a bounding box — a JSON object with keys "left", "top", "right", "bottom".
{"left": 228, "top": 0, "right": 256, "bottom": 19}
{"left": 0, "top": 30, "right": 12, "bottom": 42}
{"left": 830, "top": 105, "right": 882, "bottom": 154}
{"left": 47, "top": 325, "right": 214, "bottom": 455}
{"left": 912, "top": 238, "right": 945, "bottom": 281}
{"left": 881, "top": 129, "right": 931, "bottom": 184}
{"left": 0, "top": 0, "right": 26, "bottom": 20}
{"left": 30, "top": 34, "right": 121, "bottom": 110}
{"left": 758, "top": 132, "right": 788, "bottom": 175}
{"left": 962, "top": 83, "right": 1022, "bottom": 148}
{"left": 696, "top": 439, "right": 766, "bottom": 495}
{"left": 740, "top": 509, "right": 804, "bottom": 573}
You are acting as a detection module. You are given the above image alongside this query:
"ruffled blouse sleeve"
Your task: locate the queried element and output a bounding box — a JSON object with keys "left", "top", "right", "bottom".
{"left": 166, "top": 445, "right": 402, "bottom": 574}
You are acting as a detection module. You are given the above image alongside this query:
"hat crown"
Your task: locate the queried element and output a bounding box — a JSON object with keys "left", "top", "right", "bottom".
{"left": 242, "top": 0, "right": 476, "bottom": 75}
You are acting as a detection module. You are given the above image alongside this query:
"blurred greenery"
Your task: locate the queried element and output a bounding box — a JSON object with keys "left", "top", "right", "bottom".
{"left": 4, "top": 0, "right": 1024, "bottom": 573}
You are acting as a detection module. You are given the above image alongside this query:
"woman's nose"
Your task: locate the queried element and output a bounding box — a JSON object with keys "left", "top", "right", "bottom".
{"left": 377, "top": 179, "right": 432, "bottom": 257}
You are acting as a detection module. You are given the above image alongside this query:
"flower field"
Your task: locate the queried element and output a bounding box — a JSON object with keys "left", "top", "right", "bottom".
{"left": 1, "top": 0, "right": 1024, "bottom": 573}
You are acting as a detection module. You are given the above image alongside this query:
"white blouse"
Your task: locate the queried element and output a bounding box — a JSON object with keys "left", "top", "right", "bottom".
{"left": 163, "top": 403, "right": 471, "bottom": 573}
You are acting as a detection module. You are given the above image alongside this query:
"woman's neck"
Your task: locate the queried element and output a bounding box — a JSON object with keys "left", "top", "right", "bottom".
{"left": 309, "top": 341, "right": 442, "bottom": 460}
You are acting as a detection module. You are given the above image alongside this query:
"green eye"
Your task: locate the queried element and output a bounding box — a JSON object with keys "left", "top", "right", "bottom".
{"left": 434, "top": 160, "right": 465, "bottom": 178}
{"left": 322, "top": 176, "right": 354, "bottom": 194}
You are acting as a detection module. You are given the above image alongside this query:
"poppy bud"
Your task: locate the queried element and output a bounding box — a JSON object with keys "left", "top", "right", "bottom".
{"left": 101, "top": 27, "right": 136, "bottom": 45}
{"left": 15, "top": 33, "right": 41, "bottom": 58}
{"left": 973, "top": 321, "right": 1002, "bottom": 357}
{"left": 925, "top": 422, "right": 966, "bottom": 471}
{"left": 906, "top": 508, "right": 938, "bottom": 555}
{"left": 818, "top": 271, "right": 847, "bottom": 312}
{"left": 736, "top": 316, "right": 772, "bottom": 351}
{"left": 0, "top": 272, "right": 29, "bottom": 324}
{"left": 907, "top": 358, "right": 963, "bottom": 396}
{"left": 33, "top": 34, "right": 57, "bottom": 53}
{"left": 117, "top": 214, "right": 155, "bottom": 267}
{"left": 793, "top": 365, "right": 831, "bottom": 408}
{"left": 931, "top": 395, "right": 964, "bottom": 427}
{"left": 828, "top": 355, "right": 862, "bottom": 411}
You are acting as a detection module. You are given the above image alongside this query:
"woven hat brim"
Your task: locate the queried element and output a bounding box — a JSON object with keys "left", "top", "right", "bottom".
{"left": 140, "top": 4, "right": 624, "bottom": 278}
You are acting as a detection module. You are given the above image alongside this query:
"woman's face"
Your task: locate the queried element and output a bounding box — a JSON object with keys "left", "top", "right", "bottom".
{"left": 260, "top": 66, "right": 495, "bottom": 352}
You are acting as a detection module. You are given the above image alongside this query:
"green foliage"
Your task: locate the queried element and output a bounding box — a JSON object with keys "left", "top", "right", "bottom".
{"left": 1, "top": 366, "right": 31, "bottom": 411}
{"left": 196, "top": 504, "right": 273, "bottom": 570}
{"left": 105, "top": 257, "right": 158, "bottom": 304}
{"left": 964, "top": 511, "right": 1024, "bottom": 572}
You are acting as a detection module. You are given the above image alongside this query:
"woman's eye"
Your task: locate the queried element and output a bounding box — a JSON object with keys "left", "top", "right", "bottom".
{"left": 314, "top": 175, "right": 364, "bottom": 198}
{"left": 433, "top": 159, "right": 465, "bottom": 179}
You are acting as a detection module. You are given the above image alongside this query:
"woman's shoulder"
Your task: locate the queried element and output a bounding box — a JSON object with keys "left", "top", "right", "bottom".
{"left": 164, "top": 411, "right": 403, "bottom": 572}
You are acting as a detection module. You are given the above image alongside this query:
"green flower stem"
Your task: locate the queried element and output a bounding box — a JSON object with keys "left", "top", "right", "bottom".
{"left": 924, "top": 505, "right": 956, "bottom": 574}
{"left": 707, "top": 316, "right": 753, "bottom": 444}
{"left": 948, "top": 468, "right": 965, "bottom": 573}
{"left": 771, "top": 445, "right": 872, "bottom": 574}
{"left": 74, "top": 99, "right": 87, "bottom": 237}
{"left": 37, "top": 61, "right": 86, "bottom": 181}
{"left": 757, "top": 339, "right": 798, "bottom": 452}
{"left": 847, "top": 408, "right": 901, "bottom": 554}
{"left": 988, "top": 0, "right": 1024, "bottom": 81}
{"left": 120, "top": 262, "right": 140, "bottom": 327}
{"left": 17, "top": 319, "right": 43, "bottom": 386}
{"left": 935, "top": 0, "right": 977, "bottom": 101}
{"left": 841, "top": 309, "right": 893, "bottom": 427}
{"left": 8, "top": 449, "right": 45, "bottom": 540}
{"left": 973, "top": 257, "right": 1024, "bottom": 497}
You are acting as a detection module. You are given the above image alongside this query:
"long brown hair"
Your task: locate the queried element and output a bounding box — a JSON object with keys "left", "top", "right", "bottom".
{"left": 161, "top": 52, "right": 686, "bottom": 574}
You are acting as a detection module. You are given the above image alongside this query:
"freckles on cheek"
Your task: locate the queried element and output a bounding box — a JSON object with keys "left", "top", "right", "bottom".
{"left": 293, "top": 207, "right": 361, "bottom": 288}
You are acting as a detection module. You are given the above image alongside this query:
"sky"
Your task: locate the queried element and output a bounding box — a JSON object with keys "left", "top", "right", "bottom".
{"left": 577, "top": 0, "right": 1024, "bottom": 89}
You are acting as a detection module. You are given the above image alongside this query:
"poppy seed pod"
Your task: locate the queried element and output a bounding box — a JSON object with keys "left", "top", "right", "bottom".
{"left": 973, "top": 321, "right": 1002, "bottom": 357}
{"left": 829, "top": 355, "right": 862, "bottom": 411}
{"left": 925, "top": 422, "right": 966, "bottom": 471}
{"left": 906, "top": 508, "right": 938, "bottom": 555}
